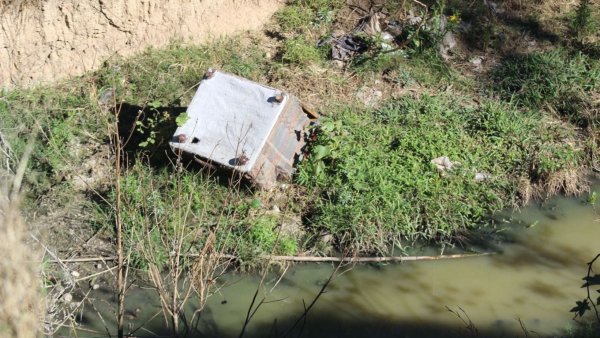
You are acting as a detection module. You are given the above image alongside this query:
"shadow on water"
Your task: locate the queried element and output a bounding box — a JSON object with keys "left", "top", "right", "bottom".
{"left": 66, "top": 189, "right": 600, "bottom": 338}
{"left": 126, "top": 309, "right": 532, "bottom": 338}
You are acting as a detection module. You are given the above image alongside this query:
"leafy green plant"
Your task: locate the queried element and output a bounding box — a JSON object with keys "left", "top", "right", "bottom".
{"left": 135, "top": 102, "right": 172, "bottom": 148}
{"left": 275, "top": 5, "right": 316, "bottom": 33}
{"left": 115, "top": 164, "right": 229, "bottom": 269}
{"left": 571, "top": 252, "right": 600, "bottom": 326}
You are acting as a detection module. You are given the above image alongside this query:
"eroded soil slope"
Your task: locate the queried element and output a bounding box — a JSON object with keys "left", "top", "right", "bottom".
{"left": 0, "top": 0, "right": 280, "bottom": 87}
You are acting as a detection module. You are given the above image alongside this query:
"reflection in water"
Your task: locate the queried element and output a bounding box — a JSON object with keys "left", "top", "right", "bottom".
{"left": 71, "top": 192, "right": 600, "bottom": 337}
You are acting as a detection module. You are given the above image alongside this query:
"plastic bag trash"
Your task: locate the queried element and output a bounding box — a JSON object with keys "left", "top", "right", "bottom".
{"left": 330, "top": 35, "right": 369, "bottom": 61}
{"left": 475, "top": 172, "right": 492, "bottom": 182}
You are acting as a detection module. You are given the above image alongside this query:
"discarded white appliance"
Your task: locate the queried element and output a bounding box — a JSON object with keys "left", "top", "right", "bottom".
{"left": 169, "top": 69, "right": 319, "bottom": 188}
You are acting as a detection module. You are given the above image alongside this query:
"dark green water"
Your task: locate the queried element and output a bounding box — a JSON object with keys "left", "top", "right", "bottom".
{"left": 65, "top": 191, "right": 600, "bottom": 337}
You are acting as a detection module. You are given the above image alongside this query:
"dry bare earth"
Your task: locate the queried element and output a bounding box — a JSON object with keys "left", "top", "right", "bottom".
{"left": 0, "top": 0, "right": 282, "bottom": 88}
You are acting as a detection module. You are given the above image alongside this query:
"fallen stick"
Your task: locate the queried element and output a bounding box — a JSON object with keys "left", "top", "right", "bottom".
{"left": 46, "top": 252, "right": 493, "bottom": 264}
{"left": 262, "top": 252, "right": 494, "bottom": 262}
{"left": 46, "top": 256, "right": 117, "bottom": 263}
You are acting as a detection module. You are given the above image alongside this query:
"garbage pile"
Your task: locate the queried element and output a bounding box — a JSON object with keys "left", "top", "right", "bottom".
{"left": 318, "top": 8, "right": 458, "bottom": 65}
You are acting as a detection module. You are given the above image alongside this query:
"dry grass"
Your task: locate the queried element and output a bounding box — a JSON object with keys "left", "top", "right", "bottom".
{"left": 520, "top": 168, "right": 589, "bottom": 204}
{"left": 544, "top": 167, "right": 589, "bottom": 197}
{"left": 0, "top": 138, "right": 40, "bottom": 338}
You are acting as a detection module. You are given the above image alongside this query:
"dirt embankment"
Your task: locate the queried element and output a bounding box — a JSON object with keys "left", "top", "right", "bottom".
{"left": 0, "top": 0, "right": 281, "bottom": 88}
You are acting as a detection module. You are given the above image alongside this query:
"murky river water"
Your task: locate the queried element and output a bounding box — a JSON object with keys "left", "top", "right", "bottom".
{"left": 68, "top": 190, "right": 600, "bottom": 337}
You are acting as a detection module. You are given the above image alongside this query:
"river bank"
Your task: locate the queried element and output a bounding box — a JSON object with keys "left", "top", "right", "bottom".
{"left": 0, "top": 0, "right": 599, "bottom": 336}
{"left": 61, "top": 188, "right": 600, "bottom": 337}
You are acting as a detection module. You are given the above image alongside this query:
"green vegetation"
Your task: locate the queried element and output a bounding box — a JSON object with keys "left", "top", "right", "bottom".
{"left": 116, "top": 162, "right": 299, "bottom": 269}
{"left": 0, "top": 0, "right": 598, "bottom": 261}
{"left": 282, "top": 36, "right": 327, "bottom": 66}
{"left": 298, "top": 96, "right": 584, "bottom": 253}
{"left": 0, "top": 81, "right": 109, "bottom": 199}
{"left": 571, "top": 0, "right": 598, "bottom": 41}
{"left": 492, "top": 49, "right": 600, "bottom": 124}
{"left": 274, "top": 0, "right": 344, "bottom": 34}
{"left": 2, "top": 0, "right": 600, "bottom": 335}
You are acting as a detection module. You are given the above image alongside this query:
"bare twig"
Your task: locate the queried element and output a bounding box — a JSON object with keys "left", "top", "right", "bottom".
{"left": 43, "top": 252, "right": 494, "bottom": 264}
{"left": 74, "top": 266, "right": 118, "bottom": 283}
{"left": 112, "top": 85, "right": 126, "bottom": 338}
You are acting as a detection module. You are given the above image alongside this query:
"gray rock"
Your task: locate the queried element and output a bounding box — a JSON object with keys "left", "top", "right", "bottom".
{"left": 438, "top": 31, "right": 457, "bottom": 61}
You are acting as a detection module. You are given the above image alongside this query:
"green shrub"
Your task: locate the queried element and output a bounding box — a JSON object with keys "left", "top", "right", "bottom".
{"left": 0, "top": 83, "right": 109, "bottom": 196}
{"left": 243, "top": 214, "right": 298, "bottom": 257}
{"left": 275, "top": 5, "right": 317, "bottom": 33}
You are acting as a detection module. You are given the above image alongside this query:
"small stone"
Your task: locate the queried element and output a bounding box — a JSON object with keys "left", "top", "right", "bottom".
{"left": 271, "top": 205, "right": 280, "bottom": 214}
{"left": 70, "top": 271, "right": 80, "bottom": 278}
{"left": 470, "top": 56, "right": 483, "bottom": 72}
{"left": 62, "top": 293, "right": 73, "bottom": 303}
{"left": 98, "top": 88, "right": 115, "bottom": 109}
{"left": 438, "top": 31, "right": 457, "bottom": 61}
{"left": 95, "top": 263, "right": 103, "bottom": 269}
{"left": 92, "top": 284, "right": 100, "bottom": 290}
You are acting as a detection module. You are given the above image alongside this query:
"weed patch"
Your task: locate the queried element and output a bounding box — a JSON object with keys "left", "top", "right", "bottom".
{"left": 492, "top": 49, "right": 600, "bottom": 128}
{"left": 282, "top": 36, "right": 327, "bottom": 66}
{"left": 114, "top": 162, "right": 298, "bottom": 269}
{"left": 0, "top": 81, "right": 110, "bottom": 196}
{"left": 298, "top": 95, "right": 584, "bottom": 254}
